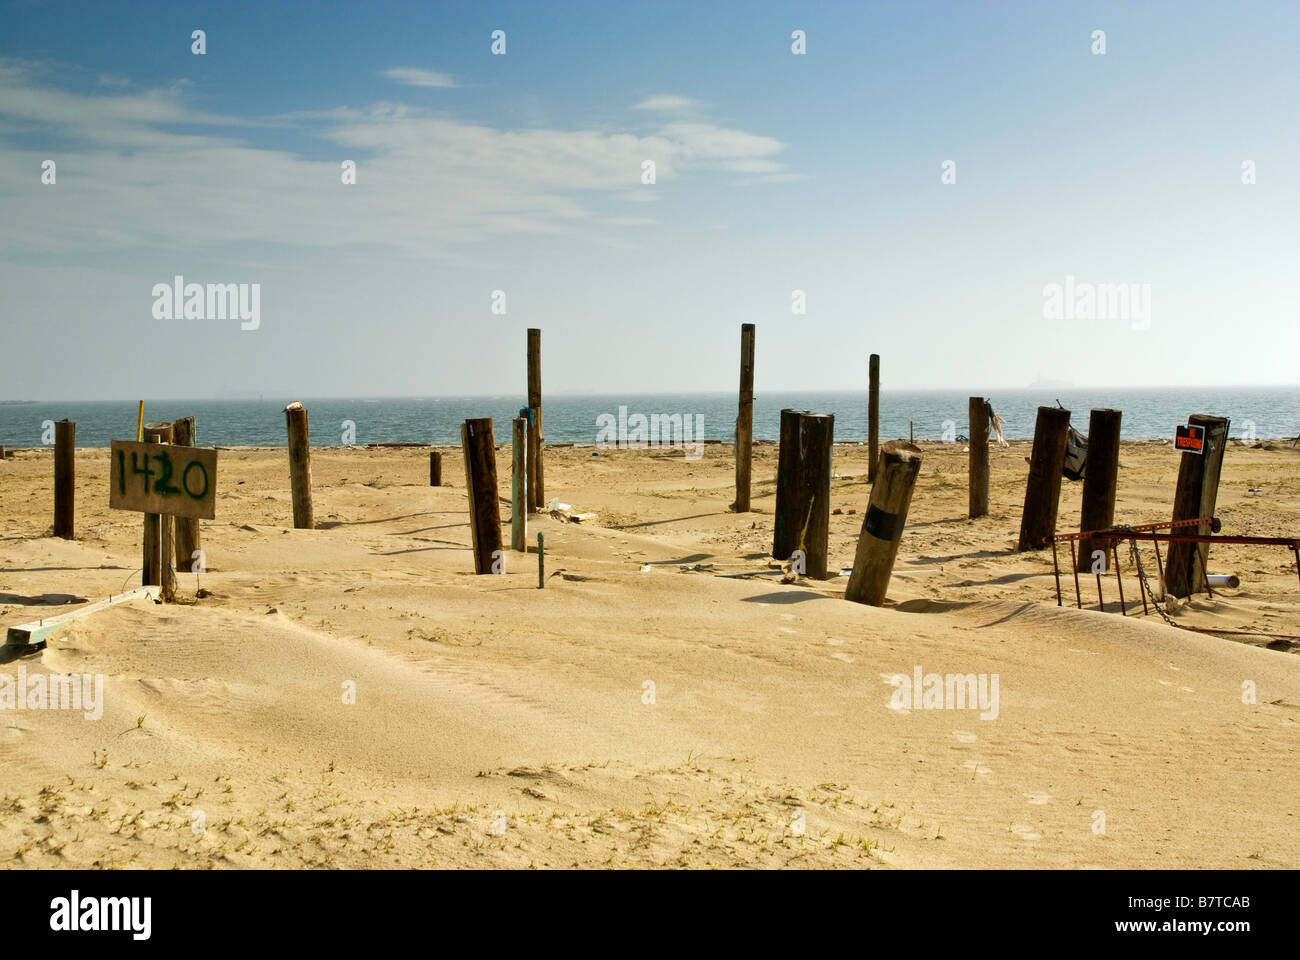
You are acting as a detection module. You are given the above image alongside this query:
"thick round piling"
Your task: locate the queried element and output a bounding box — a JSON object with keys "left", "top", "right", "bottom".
{"left": 53, "top": 419, "right": 75, "bottom": 539}
{"left": 868, "top": 354, "right": 880, "bottom": 483}
{"left": 772, "top": 408, "right": 804, "bottom": 560}
{"left": 527, "top": 329, "right": 544, "bottom": 511}
{"left": 142, "top": 421, "right": 176, "bottom": 601}
{"left": 173, "top": 416, "right": 201, "bottom": 572}
{"left": 284, "top": 402, "right": 314, "bottom": 530}
{"left": 511, "top": 416, "right": 527, "bottom": 552}
{"left": 846, "top": 442, "right": 922, "bottom": 605}
{"left": 968, "top": 397, "right": 989, "bottom": 519}
{"left": 1076, "top": 409, "right": 1122, "bottom": 573}
{"left": 1166, "top": 414, "right": 1229, "bottom": 597}
{"left": 461, "top": 418, "right": 503, "bottom": 574}
{"left": 734, "top": 323, "right": 755, "bottom": 512}
{"left": 797, "top": 412, "right": 833, "bottom": 579}
{"left": 1016, "top": 406, "right": 1070, "bottom": 551}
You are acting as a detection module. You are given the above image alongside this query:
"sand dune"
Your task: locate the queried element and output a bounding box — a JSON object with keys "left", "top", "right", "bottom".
{"left": 1, "top": 439, "right": 1298, "bottom": 868}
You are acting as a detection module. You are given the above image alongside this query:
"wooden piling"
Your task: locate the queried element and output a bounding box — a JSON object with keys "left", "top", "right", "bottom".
{"left": 284, "top": 402, "right": 314, "bottom": 529}
{"left": 1076, "top": 408, "right": 1122, "bottom": 573}
{"left": 142, "top": 421, "right": 176, "bottom": 601}
{"left": 1016, "top": 406, "right": 1071, "bottom": 551}
{"left": 172, "top": 416, "right": 201, "bottom": 572}
{"left": 734, "top": 323, "right": 756, "bottom": 512}
{"left": 868, "top": 354, "right": 880, "bottom": 483}
{"left": 461, "top": 418, "right": 503, "bottom": 574}
{"left": 53, "top": 419, "right": 75, "bottom": 539}
{"left": 772, "top": 408, "right": 804, "bottom": 560}
{"left": 797, "top": 412, "right": 834, "bottom": 579}
{"left": 511, "top": 416, "right": 527, "bottom": 552}
{"left": 968, "top": 397, "right": 989, "bottom": 519}
{"left": 527, "top": 329, "right": 544, "bottom": 511}
{"left": 846, "top": 441, "right": 923, "bottom": 605}
{"left": 429, "top": 451, "right": 443, "bottom": 487}
{"left": 1166, "top": 414, "right": 1230, "bottom": 597}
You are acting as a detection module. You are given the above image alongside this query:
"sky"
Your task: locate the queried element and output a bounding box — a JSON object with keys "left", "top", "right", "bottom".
{"left": 1, "top": 0, "right": 1297, "bottom": 400}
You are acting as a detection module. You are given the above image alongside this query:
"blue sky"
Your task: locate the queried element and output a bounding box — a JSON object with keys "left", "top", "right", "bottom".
{"left": 1, "top": 0, "right": 1297, "bottom": 399}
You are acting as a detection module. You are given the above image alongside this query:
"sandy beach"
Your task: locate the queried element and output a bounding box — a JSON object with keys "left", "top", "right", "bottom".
{"left": 2, "top": 438, "right": 1297, "bottom": 869}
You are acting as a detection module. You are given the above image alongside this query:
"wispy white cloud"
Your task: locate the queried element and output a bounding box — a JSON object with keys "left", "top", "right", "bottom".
{"left": 633, "top": 94, "right": 697, "bottom": 112}
{"left": 382, "top": 67, "right": 458, "bottom": 88}
{"left": 0, "top": 60, "right": 793, "bottom": 260}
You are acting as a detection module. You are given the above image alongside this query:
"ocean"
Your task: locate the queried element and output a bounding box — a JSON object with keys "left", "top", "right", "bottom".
{"left": 1, "top": 387, "right": 1296, "bottom": 448}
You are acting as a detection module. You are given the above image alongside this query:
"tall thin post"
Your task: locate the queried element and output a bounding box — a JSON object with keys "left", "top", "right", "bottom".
{"left": 527, "top": 329, "right": 544, "bottom": 511}
{"left": 461, "top": 418, "right": 503, "bottom": 574}
{"left": 734, "top": 323, "right": 755, "bottom": 512}
{"left": 53, "top": 419, "right": 75, "bottom": 539}
{"left": 772, "top": 408, "right": 804, "bottom": 560}
{"left": 797, "top": 412, "right": 833, "bottom": 579}
{"left": 142, "top": 421, "right": 176, "bottom": 601}
{"left": 968, "top": 397, "right": 989, "bottom": 519}
{"left": 430, "top": 451, "right": 442, "bottom": 486}
{"left": 868, "top": 354, "right": 880, "bottom": 483}
{"left": 1166, "top": 414, "right": 1229, "bottom": 597}
{"left": 846, "top": 441, "right": 923, "bottom": 605}
{"left": 173, "top": 416, "right": 201, "bottom": 572}
{"left": 511, "top": 416, "right": 527, "bottom": 552}
{"left": 1017, "top": 406, "right": 1070, "bottom": 551}
{"left": 1076, "top": 408, "right": 1122, "bottom": 573}
{"left": 284, "top": 402, "right": 314, "bottom": 529}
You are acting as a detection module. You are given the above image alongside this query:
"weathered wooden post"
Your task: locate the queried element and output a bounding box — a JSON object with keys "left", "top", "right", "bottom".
{"left": 1017, "top": 406, "right": 1071, "bottom": 551}
{"left": 797, "top": 412, "right": 834, "bottom": 579}
{"left": 1166, "top": 414, "right": 1230, "bottom": 597}
{"left": 968, "top": 397, "right": 989, "bottom": 519}
{"left": 429, "top": 451, "right": 442, "bottom": 487}
{"left": 511, "top": 416, "right": 527, "bottom": 552}
{"left": 284, "top": 402, "right": 314, "bottom": 529}
{"left": 527, "top": 329, "right": 544, "bottom": 511}
{"left": 868, "top": 354, "right": 880, "bottom": 483}
{"left": 53, "top": 419, "right": 75, "bottom": 539}
{"left": 142, "top": 421, "right": 176, "bottom": 601}
{"left": 734, "top": 323, "right": 756, "bottom": 512}
{"left": 772, "top": 408, "right": 804, "bottom": 560}
{"left": 172, "top": 416, "right": 201, "bottom": 572}
{"left": 461, "top": 418, "right": 503, "bottom": 574}
{"left": 1076, "top": 408, "right": 1122, "bottom": 573}
{"left": 846, "top": 441, "right": 923, "bottom": 605}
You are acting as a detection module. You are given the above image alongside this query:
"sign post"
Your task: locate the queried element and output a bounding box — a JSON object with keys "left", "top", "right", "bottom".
{"left": 1174, "top": 423, "right": 1205, "bottom": 454}
{"left": 110, "top": 438, "right": 217, "bottom": 601}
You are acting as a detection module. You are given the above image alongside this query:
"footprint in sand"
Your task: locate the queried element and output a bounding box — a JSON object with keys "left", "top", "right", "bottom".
{"left": 1024, "top": 792, "right": 1050, "bottom": 805}
{"left": 952, "top": 730, "right": 978, "bottom": 743}
{"left": 1011, "top": 823, "right": 1042, "bottom": 841}
{"left": 831, "top": 652, "right": 854, "bottom": 663}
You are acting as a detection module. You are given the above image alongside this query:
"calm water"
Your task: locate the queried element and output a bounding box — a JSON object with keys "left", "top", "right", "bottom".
{"left": 1, "top": 388, "right": 1296, "bottom": 448}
